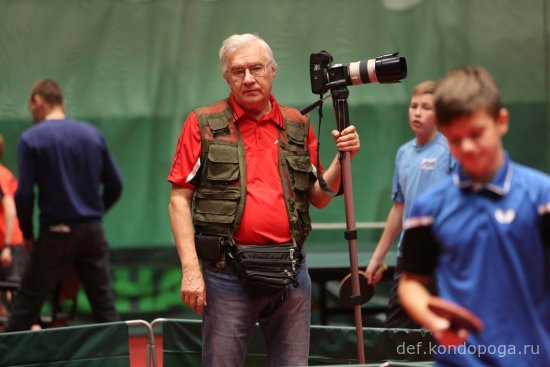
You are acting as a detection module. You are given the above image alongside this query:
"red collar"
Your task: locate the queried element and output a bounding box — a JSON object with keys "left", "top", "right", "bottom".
{"left": 228, "top": 94, "right": 284, "bottom": 128}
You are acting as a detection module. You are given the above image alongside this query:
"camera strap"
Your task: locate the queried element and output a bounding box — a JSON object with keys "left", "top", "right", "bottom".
{"left": 314, "top": 97, "right": 344, "bottom": 197}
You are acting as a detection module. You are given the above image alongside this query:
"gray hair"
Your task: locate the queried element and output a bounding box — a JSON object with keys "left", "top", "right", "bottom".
{"left": 219, "top": 33, "right": 278, "bottom": 76}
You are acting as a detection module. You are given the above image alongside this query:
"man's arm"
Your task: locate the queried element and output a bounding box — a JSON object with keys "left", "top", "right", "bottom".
{"left": 398, "top": 272, "right": 436, "bottom": 327}
{"left": 397, "top": 198, "right": 470, "bottom": 345}
{"left": 365, "top": 201, "right": 403, "bottom": 284}
{"left": 1, "top": 189, "right": 16, "bottom": 246}
{"left": 1, "top": 192, "right": 15, "bottom": 266}
{"left": 399, "top": 272, "right": 468, "bottom": 346}
{"left": 100, "top": 136, "right": 123, "bottom": 211}
{"left": 168, "top": 184, "right": 206, "bottom": 315}
{"left": 15, "top": 138, "right": 35, "bottom": 240}
{"left": 309, "top": 125, "right": 360, "bottom": 208}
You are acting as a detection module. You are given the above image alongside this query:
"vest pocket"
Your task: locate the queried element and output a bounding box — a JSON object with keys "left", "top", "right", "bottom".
{"left": 206, "top": 142, "right": 239, "bottom": 182}
{"left": 285, "top": 120, "right": 306, "bottom": 146}
{"left": 285, "top": 154, "right": 312, "bottom": 192}
{"left": 194, "top": 187, "right": 240, "bottom": 224}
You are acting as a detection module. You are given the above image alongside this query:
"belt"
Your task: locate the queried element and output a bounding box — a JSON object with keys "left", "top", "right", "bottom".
{"left": 49, "top": 224, "right": 72, "bottom": 233}
{"left": 46, "top": 220, "right": 102, "bottom": 234}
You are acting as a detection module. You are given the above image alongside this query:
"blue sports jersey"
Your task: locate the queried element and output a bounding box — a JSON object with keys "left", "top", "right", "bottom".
{"left": 392, "top": 132, "right": 454, "bottom": 253}
{"left": 402, "top": 153, "right": 550, "bottom": 366}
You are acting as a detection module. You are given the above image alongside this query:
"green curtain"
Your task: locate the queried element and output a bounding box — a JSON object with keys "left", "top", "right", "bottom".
{"left": 0, "top": 0, "right": 548, "bottom": 247}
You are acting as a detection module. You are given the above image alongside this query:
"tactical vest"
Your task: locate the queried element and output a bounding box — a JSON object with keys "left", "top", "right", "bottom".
{"left": 192, "top": 99, "right": 315, "bottom": 246}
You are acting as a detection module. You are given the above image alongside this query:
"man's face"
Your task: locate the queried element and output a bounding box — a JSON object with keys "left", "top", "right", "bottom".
{"left": 440, "top": 109, "right": 508, "bottom": 182}
{"left": 408, "top": 93, "right": 436, "bottom": 140}
{"left": 224, "top": 42, "right": 276, "bottom": 117}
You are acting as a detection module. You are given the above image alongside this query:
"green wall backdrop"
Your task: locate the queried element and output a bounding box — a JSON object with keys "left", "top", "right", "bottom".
{"left": 1, "top": 0, "right": 549, "bottom": 249}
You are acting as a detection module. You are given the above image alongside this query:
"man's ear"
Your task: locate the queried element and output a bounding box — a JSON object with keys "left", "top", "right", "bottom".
{"left": 497, "top": 108, "right": 509, "bottom": 136}
{"left": 30, "top": 94, "right": 44, "bottom": 107}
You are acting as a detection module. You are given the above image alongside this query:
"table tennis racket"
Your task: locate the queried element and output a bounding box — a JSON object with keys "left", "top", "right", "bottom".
{"left": 427, "top": 296, "right": 484, "bottom": 333}
{"left": 339, "top": 264, "right": 387, "bottom": 308}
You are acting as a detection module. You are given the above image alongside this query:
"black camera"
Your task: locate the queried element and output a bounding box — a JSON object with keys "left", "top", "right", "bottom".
{"left": 309, "top": 50, "right": 407, "bottom": 95}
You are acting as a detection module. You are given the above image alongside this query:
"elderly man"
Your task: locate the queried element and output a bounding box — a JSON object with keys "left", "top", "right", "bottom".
{"left": 168, "top": 33, "right": 360, "bottom": 366}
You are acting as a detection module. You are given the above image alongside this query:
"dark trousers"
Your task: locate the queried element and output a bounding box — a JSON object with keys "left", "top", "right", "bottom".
{"left": 5, "top": 221, "right": 119, "bottom": 331}
{"left": 0, "top": 246, "right": 29, "bottom": 282}
{"left": 385, "top": 257, "right": 437, "bottom": 329}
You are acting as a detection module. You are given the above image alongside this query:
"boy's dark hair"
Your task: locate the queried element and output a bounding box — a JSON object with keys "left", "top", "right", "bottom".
{"left": 434, "top": 66, "right": 501, "bottom": 126}
{"left": 29, "top": 78, "right": 64, "bottom": 106}
{"left": 412, "top": 80, "right": 436, "bottom": 95}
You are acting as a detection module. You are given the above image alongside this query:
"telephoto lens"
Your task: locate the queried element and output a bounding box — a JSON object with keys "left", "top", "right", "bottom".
{"left": 344, "top": 52, "right": 407, "bottom": 85}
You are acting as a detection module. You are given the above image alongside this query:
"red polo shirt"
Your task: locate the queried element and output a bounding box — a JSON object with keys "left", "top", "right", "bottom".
{"left": 168, "top": 94, "right": 320, "bottom": 245}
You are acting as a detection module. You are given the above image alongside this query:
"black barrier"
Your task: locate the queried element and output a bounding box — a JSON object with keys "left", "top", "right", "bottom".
{"left": 0, "top": 320, "right": 154, "bottom": 367}
{"left": 153, "top": 318, "right": 434, "bottom": 366}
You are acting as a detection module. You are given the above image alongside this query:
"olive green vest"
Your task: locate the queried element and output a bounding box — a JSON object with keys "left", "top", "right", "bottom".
{"left": 192, "top": 99, "right": 315, "bottom": 246}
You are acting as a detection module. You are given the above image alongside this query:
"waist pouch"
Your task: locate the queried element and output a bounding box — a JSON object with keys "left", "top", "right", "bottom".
{"left": 231, "top": 244, "right": 303, "bottom": 296}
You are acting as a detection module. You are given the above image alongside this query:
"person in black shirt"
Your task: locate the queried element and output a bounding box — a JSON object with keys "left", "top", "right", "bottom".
{"left": 5, "top": 78, "right": 123, "bottom": 331}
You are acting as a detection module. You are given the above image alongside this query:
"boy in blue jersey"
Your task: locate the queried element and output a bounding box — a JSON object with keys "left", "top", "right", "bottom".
{"left": 366, "top": 80, "right": 454, "bottom": 328}
{"left": 398, "top": 66, "right": 550, "bottom": 366}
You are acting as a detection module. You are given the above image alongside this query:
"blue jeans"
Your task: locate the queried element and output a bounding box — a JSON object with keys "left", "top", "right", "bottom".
{"left": 202, "top": 260, "right": 311, "bottom": 367}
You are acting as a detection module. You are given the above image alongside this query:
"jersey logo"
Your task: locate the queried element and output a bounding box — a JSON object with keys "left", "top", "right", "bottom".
{"left": 421, "top": 158, "right": 436, "bottom": 170}
{"left": 495, "top": 208, "right": 515, "bottom": 224}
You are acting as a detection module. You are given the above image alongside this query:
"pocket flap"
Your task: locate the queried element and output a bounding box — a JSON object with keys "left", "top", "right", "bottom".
{"left": 285, "top": 154, "right": 312, "bottom": 173}
{"left": 207, "top": 143, "right": 239, "bottom": 164}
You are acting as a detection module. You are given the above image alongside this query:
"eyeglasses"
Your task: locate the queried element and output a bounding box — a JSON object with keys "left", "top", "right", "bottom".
{"left": 227, "top": 64, "right": 270, "bottom": 80}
